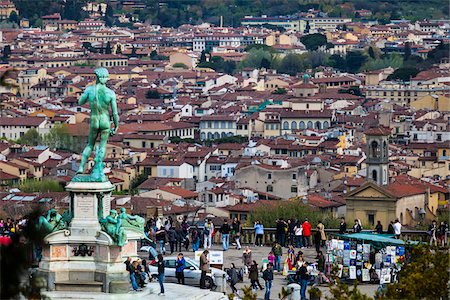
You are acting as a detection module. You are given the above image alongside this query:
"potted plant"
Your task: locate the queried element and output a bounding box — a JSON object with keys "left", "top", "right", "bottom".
{"left": 309, "top": 286, "right": 322, "bottom": 300}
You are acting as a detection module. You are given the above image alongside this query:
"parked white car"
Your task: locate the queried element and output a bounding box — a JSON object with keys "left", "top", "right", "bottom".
{"left": 148, "top": 256, "right": 225, "bottom": 289}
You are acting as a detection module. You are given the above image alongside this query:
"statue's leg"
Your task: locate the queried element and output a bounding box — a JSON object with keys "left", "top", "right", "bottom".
{"left": 77, "top": 129, "right": 98, "bottom": 174}
{"left": 97, "top": 129, "right": 109, "bottom": 163}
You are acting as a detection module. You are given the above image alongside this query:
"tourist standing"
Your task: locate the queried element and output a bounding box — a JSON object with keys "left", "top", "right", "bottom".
{"left": 267, "top": 251, "right": 275, "bottom": 267}
{"left": 232, "top": 217, "right": 242, "bottom": 250}
{"left": 181, "top": 216, "right": 190, "bottom": 251}
{"left": 200, "top": 249, "right": 209, "bottom": 289}
{"left": 429, "top": 220, "right": 438, "bottom": 246}
{"left": 191, "top": 226, "right": 200, "bottom": 251}
{"left": 203, "top": 219, "right": 213, "bottom": 249}
{"left": 249, "top": 260, "right": 263, "bottom": 291}
{"left": 272, "top": 242, "right": 282, "bottom": 272}
{"left": 220, "top": 219, "right": 231, "bottom": 251}
{"left": 294, "top": 221, "right": 303, "bottom": 248}
{"left": 288, "top": 219, "right": 296, "bottom": 247}
{"left": 297, "top": 261, "right": 309, "bottom": 300}
{"left": 393, "top": 219, "right": 402, "bottom": 239}
{"left": 339, "top": 217, "right": 347, "bottom": 234}
{"left": 263, "top": 263, "right": 274, "bottom": 300}
{"left": 375, "top": 221, "right": 383, "bottom": 234}
{"left": 156, "top": 226, "right": 166, "bottom": 254}
{"left": 175, "top": 253, "right": 185, "bottom": 285}
{"left": 302, "top": 218, "right": 312, "bottom": 247}
{"left": 254, "top": 221, "right": 264, "bottom": 246}
{"left": 387, "top": 221, "right": 395, "bottom": 234}
{"left": 157, "top": 254, "right": 165, "bottom": 296}
{"left": 353, "top": 219, "right": 362, "bottom": 233}
{"left": 314, "top": 227, "right": 321, "bottom": 258}
{"left": 276, "top": 218, "right": 287, "bottom": 247}
{"left": 242, "top": 246, "right": 252, "bottom": 274}
{"left": 317, "top": 220, "right": 326, "bottom": 247}
{"left": 168, "top": 226, "right": 177, "bottom": 254}
{"left": 439, "top": 221, "right": 448, "bottom": 247}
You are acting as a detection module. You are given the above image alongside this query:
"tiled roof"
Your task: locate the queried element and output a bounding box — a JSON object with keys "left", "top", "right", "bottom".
{"left": 158, "top": 186, "right": 198, "bottom": 199}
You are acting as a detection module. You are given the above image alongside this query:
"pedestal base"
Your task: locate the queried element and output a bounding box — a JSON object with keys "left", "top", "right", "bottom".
{"left": 38, "top": 181, "right": 144, "bottom": 293}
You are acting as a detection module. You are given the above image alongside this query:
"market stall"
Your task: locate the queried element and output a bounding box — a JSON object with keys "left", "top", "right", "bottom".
{"left": 325, "top": 233, "right": 416, "bottom": 284}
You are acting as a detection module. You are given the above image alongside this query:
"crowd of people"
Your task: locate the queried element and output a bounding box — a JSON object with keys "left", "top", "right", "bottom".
{"left": 130, "top": 215, "right": 449, "bottom": 298}
{"left": 0, "top": 218, "right": 27, "bottom": 237}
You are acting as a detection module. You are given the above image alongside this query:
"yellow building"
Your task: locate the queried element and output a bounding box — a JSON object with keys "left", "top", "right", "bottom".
{"left": 0, "top": 1, "right": 17, "bottom": 20}
{"left": 411, "top": 95, "right": 450, "bottom": 112}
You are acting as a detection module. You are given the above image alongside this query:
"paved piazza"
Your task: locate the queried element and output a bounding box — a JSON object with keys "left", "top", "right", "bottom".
{"left": 138, "top": 243, "right": 379, "bottom": 299}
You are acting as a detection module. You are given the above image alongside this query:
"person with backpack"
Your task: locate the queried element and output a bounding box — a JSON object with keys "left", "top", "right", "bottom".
{"left": 272, "top": 242, "right": 282, "bottom": 272}
{"left": 263, "top": 262, "right": 274, "bottom": 300}
{"left": 297, "top": 261, "right": 309, "bottom": 300}
{"left": 227, "top": 263, "right": 239, "bottom": 294}
{"left": 249, "top": 260, "right": 263, "bottom": 291}
{"left": 191, "top": 226, "right": 200, "bottom": 251}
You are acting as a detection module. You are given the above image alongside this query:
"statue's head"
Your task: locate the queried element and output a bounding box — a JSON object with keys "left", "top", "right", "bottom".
{"left": 110, "top": 209, "right": 117, "bottom": 217}
{"left": 94, "top": 67, "right": 109, "bottom": 84}
{"left": 120, "top": 207, "right": 126, "bottom": 213}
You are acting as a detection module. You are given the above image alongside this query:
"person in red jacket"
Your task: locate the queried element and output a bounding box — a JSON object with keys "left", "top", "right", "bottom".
{"left": 302, "top": 218, "right": 312, "bottom": 248}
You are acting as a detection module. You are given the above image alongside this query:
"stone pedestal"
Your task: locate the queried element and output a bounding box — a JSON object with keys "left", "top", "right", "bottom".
{"left": 38, "top": 181, "right": 143, "bottom": 293}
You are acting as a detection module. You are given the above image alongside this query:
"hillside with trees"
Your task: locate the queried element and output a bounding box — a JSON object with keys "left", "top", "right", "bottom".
{"left": 11, "top": 0, "right": 447, "bottom": 28}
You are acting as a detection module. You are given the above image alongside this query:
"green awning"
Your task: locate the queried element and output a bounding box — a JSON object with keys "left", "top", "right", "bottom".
{"left": 333, "top": 232, "right": 417, "bottom": 249}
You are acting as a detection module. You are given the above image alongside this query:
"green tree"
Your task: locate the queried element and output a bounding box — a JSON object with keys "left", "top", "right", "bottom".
{"left": 248, "top": 200, "right": 340, "bottom": 228}
{"left": 300, "top": 33, "right": 327, "bottom": 51}
{"left": 277, "top": 53, "right": 308, "bottom": 76}
{"left": 273, "top": 87, "right": 286, "bottom": 94}
{"left": 62, "top": 0, "right": 87, "bottom": 21}
{"left": 115, "top": 44, "right": 122, "bottom": 55}
{"left": 326, "top": 279, "right": 371, "bottom": 300}
{"left": 150, "top": 50, "right": 158, "bottom": 59}
{"left": 381, "top": 245, "right": 449, "bottom": 299}
{"left": 105, "top": 41, "right": 112, "bottom": 55}
{"left": 345, "top": 51, "right": 368, "bottom": 73}
{"left": 104, "top": 3, "right": 114, "bottom": 27}
{"left": 387, "top": 67, "right": 419, "bottom": 81}
{"left": 8, "top": 11, "right": 19, "bottom": 24}
{"left": 173, "top": 62, "right": 188, "bottom": 69}
{"left": 244, "top": 44, "right": 276, "bottom": 53}
{"left": 2, "top": 45, "right": 11, "bottom": 62}
{"left": 42, "top": 124, "right": 76, "bottom": 151}
{"left": 131, "top": 46, "right": 137, "bottom": 57}
{"left": 307, "top": 51, "right": 328, "bottom": 68}
{"left": 403, "top": 42, "right": 411, "bottom": 61}
{"left": 17, "top": 129, "right": 42, "bottom": 146}
{"left": 240, "top": 48, "right": 273, "bottom": 70}
{"left": 368, "top": 46, "right": 376, "bottom": 59}
{"left": 199, "top": 50, "right": 207, "bottom": 63}
{"left": 146, "top": 89, "right": 160, "bottom": 99}
{"left": 328, "top": 54, "right": 346, "bottom": 70}
{"left": 18, "top": 179, "right": 64, "bottom": 193}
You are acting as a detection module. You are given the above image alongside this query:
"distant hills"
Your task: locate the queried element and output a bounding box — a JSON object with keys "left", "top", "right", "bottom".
{"left": 11, "top": 0, "right": 448, "bottom": 28}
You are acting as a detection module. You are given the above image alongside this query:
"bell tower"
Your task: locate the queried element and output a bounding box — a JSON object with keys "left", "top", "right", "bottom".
{"left": 365, "top": 126, "right": 391, "bottom": 186}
